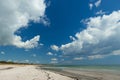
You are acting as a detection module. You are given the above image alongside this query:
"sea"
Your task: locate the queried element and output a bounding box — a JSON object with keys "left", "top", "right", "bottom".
{"left": 42, "top": 65, "right": 120, "bottom": 74}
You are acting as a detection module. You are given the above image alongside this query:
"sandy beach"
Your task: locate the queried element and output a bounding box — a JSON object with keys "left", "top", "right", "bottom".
{"left": 0, "top": 65, "right": 73, "bottom": 80}
{"left": 0, "top": 65, "right": 120, "bottom": 80}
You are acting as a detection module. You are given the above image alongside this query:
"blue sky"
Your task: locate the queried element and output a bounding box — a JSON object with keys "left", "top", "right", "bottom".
{"left": 0, "top": 0, "right": 120, "bottom": 65}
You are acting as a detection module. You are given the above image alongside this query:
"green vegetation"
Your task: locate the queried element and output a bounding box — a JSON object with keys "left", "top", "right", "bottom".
{"left": 0, "top": 61, "right": 15, "bottom": 64}
{"left": 0, "top": 61, "right": 34, "bottom": 65}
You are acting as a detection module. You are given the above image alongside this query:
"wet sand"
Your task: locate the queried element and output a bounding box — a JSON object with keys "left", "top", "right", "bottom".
{"left": 42, "top": 67, "right": 120, "bottom": 80}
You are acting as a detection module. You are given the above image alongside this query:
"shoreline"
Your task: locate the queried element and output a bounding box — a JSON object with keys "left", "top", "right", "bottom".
{"left": 0, "top": 64, "right": 74, "bottom": 80}
{"left": 0, "top": 64, "right": 120, "bottom": 80}
{"left": 41, "top": 67, "right": 101, "bottom": 80}
{"left": 41, "top": 66, "right": 120, "bottom": 80}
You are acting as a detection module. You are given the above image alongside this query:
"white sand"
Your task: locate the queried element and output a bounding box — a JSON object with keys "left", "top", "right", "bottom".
{"left": 1, "top": 65, "right": 120, "bottom": 80}
{"left": 0, "top": 65, "right": 73, "bottom": 80}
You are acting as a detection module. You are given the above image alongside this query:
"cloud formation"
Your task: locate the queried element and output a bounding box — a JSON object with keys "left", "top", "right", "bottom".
{"left": 50, "top": 58, "right": 58, "bottom": 64}
{"left": 32, "top": 54, "right": 37, "bottom": 57}
{"left": 1, "top": 51, "right": 5, "bottom": 55}
{"left": 95, "top": 0, "right": 101, "bottom": 7}
{"left": 88, "top": 54, "right": 105, "bottom": 60}
{"left": 111, "top": 50, "right": 120, "bottom": 56}
{"left": 96, "top": 10, "right": 106, "bottom": 15}
{"left": 51, "top": 45, "right": 59, "bottom": 51}
{"left": 55, "top": 10, "right": 120, "bottom": 59}
{"left": 47, "top": 52, "right": 53, "bottom": 56}
{"left": 89, "top": 3, "right": 93, "bottom": 10}
{"left": 0, "top": 0, "right": 47, "bottom": 49}
{"left": 73, "top": 57, "right": 84, "bottom": 60}
{"left": 89, "top": 0, "right": 101, "bottom": 10}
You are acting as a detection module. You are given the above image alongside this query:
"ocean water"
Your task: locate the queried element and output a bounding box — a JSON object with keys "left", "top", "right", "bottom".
{"left": 43, "top": 65, "right": 120, "bottom": 74}
{"left": 64, "top": 65, "right": 120, "bottom": 73}
{"left": 63, "top": 65, "right": 120, "bottom": 70}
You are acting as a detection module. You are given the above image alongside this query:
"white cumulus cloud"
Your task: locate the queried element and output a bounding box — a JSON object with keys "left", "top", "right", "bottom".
{"left": 47, "top": 52, "right": 53, "bottom": 56}
{"left": 0, "top": 0, "right": 47, "bottom": 49}
{"left": 51, "top": 45, "right": 59, "bottom": 51}
{"left": 51, "top": 58, "right": 58, "bottom": 61}
{"left": 55, "top": 10, "right": 120, "bottom": 59}
{"left": 89, "top": 0, "right": 101, "bottom": 10}
{"left": 111, "top": 50, "right": 120, "bottom": 55}
{"left": 88, "top": 54, "right": 105, "bottom": 60}
{"left": 95, "top": 0, "right": 101, "bottom": 7}
{"left": 50, "top": 58, "right": 58, "bottom": 64}
{"left": 25, "top": 60, "right": 29, "bottom": 63}
{"left": 96, "top": 10, "right": 106, "bottom": 15}
{"left": 89, "top": 3, "right": 93, "bottom": 10}
{"left": 73, "top": 57, "right": 84, "bottom": 60}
